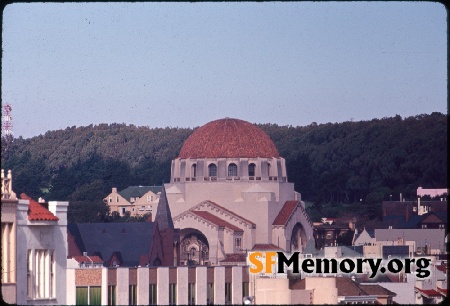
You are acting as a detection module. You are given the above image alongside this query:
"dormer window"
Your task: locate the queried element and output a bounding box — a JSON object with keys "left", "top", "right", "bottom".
{"left": 192, "top": 164, "right": 197, "bottom": 177}
{"left": 228, "top": 163, "right": 237, "bottom": 177}
{"left": 248, "top": 163, "right": 256, "bottom": 176}
{"left": 208, "top": 164, "right": 217, "bottom": 177}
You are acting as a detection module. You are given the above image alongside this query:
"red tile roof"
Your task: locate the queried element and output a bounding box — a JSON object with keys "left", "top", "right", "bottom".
{"left": 178, "top": 118, "right": 280, "bottom": 159}
{"left": 220, "top": 253, "right": 247, "bottom": 263}
{"left": 336, "top": 277, "right": 368, "bottom": 296}
{"left": 199, "top": 200, "right": 255, "bottom": 226}
{"left": 20, "top": 193, "right": 59, "bottom": 221}
{"left": 436, "top": 287, "right": 447, "bottom": 297}
{"left": 415, "top": 287, "right": 442, "bottom": 297}
{"left": 72, "top": 255, "right": 104, "bottom": 264}
{"left": 251, "top": 243, "right": 283, "bottom": 251}
{"left": 272, "top": 201, "right": 299, "bottom": 226}
{"left": 191, "top": 211, "right": 243, "bottom": 232}
{"left": 360, "top": 284, "right": 397, "bottom": 297}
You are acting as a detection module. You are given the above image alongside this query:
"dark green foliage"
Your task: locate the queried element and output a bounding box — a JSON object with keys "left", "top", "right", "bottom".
{"left": 1, "top": 113, "right": 447, "bottom": 223}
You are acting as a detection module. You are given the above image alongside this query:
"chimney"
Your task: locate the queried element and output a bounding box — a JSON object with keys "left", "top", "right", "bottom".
{"left": 399, "top": 193, "right": 402, "bottom": 202}
{"left": 112, "top": 187, "right": 117, "bottom": 193}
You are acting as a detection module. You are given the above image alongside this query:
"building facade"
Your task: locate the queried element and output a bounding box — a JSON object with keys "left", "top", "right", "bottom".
{"left": 164, "top": 118, "right": 315, "bottom": 265}
{"left": 1, "top": 169, "right": 69, "bottom": 305}
{"left": 104, "top": 186, "right": 161, "bottom": 217}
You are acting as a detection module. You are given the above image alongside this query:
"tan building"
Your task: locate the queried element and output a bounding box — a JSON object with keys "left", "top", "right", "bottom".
{"left": 104, "top": 186, "right": 161, "bottom": 217}
{"left": 164, "top": 118, "right": 315, "bottom": 265}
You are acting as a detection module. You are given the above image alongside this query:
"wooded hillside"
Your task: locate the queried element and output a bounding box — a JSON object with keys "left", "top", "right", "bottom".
{"left": 2, "top": 112, "right": 447, "bottom": 222}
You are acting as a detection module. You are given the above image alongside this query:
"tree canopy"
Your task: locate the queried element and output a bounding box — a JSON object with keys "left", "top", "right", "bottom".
{"left": 2, "top": 113, "right": 447, "bottom": 223}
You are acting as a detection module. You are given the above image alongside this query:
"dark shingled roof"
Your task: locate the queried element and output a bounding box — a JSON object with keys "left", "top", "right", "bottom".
{"left": 118, "top": 186, "right": 162, "bottom": 201}
{"left": 155, "top": 185, "right": 174, "bottom": 231}
{"left": 67, "top": 222, "right": 155, "bottom": 267}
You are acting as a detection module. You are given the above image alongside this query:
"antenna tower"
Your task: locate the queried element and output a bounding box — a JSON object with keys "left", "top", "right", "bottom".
{"left": 2, "top": 103, "right": 13, "bottom": 137}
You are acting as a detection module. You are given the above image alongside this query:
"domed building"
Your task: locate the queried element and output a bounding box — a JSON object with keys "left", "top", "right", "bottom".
{"left": 164, "top": 118, "right": 314, "bottom": 265}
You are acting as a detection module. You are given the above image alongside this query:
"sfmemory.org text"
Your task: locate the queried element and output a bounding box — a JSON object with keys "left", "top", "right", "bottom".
{"left": 248, "top": 252, "right": 431, "bottom": 279}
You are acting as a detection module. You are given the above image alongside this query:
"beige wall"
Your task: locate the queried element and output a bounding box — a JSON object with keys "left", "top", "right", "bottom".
{"left": 305, "top": 277, "right": 338, "bottom": 304}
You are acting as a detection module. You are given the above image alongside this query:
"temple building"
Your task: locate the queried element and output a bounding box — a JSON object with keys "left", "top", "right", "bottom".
{"left": 164, "top": 118, "right": 315, "bottom": 265}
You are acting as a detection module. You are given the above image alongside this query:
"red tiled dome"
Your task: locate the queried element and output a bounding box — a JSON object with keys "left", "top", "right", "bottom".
{"left": 178, "top": 118, "right": 280, "bottom": 159}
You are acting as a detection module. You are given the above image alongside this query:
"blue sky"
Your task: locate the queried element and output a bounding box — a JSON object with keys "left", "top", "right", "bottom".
{"left": 1, "top": 2, "right": 447, "bottom": 139}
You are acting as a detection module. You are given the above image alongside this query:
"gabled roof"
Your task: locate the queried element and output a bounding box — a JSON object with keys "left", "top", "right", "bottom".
{"left": 414, "top": 287, "right": 442, "bottom": 298}
{"left": 20, "top": 193, "right": 59, "bottom": 221}
{"left": 436, "top": 287, "right": 447, "bottom": 297}
{"left": 155, "top": 186, "right": 174, "bottom": 231}
{"left": 360, "top": 284, "right": 396, "bottom": 297}
{"left": 273, "top": 201, "right": 299, "bottom": 226}
{"left": 381, "top": 211, "right": 447, "bottom": 229}
{"left": 190, "top": 200, "right": 255, "bottom": 227}
{"left": 191, "top": 211, "right": 243, "bottom": 232}
{"left": 336, "top": 277, "right": 369, "bottom": 296}
{"left": 72, "top": 255, "right": 103, "bottom": 264}
{"left": 118, "top": 186, "right": 162, "bottom": 200}
{"left": 67, "top": 222, "right": 155, "bottom": 267}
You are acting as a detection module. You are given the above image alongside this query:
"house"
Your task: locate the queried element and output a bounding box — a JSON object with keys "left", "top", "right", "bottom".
{"left": 104, "top": 185, "right": 162, "bottom": 217}
{"left": 1, "top": 169, "right": 69, "bottom": 305}
{"left": 68, "top": 186, "right": 179, "bottom": 267}
{"left": 353, "top": 227, "right": 376, "bottom": 246}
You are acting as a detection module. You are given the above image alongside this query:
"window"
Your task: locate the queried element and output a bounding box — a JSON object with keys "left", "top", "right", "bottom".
{"left": 108, "top": 286, "right": 116, "bottom": 305}
{"left": 149, "top": 284, "right": 157, "bottom": 305}
{"left": 192, "top": 164, "right": 197, "bottom": 177}
{"left": 76, "top": 287, "right": 88, "bottom": 305}
{"left": 109, "top": 197, "right": 112, "bottom": 202}
{"left": 242, "top": 282, "right": 249, "bottom": 299}
{"left": 169, "top": 283, "right": 177, "bottom": 305}
{"left": 90, "top": 287, "right": 101, "bottom": 305}
{"left": 116, "top": 196, "right": 119, "bottom": 202}
{"left": 422, "top": 224, "right": 427, "bottom": 229}
{"left": 235, "top": 238, "right": 242, "bottom": 250}
{"left": 267, "top": 163, "right": 271, "bottom": 176}
{"left": 27, "top": 249, "right": 55, "bottom": 299}
{"left": 208, "top": 164, "right": 217, "bottom": 177}
{"left": 225, "top": 282, "right": 232, "bottom": 304}
{"left": 129, "top": 285, "right": 137, "bottom": 305}
{"left": 2, "top": 223, "right": 15, "bottom": 284}
{"left": 248, "top": 163, "right": 256, "bottom": 176}
{"left": 76, "top": 286, "right": 101, "bottom": 305}
{"left": 27, "top": 250, "right": 32, "bottom": 298}
{"left": 207, "top": 283, "right": 214, "bottom": 305}
{"left": 188, "top": 283, "right": 195, "bottom": 305}
{"left": 228, "top": 163, "right": 237, "bottom": 177}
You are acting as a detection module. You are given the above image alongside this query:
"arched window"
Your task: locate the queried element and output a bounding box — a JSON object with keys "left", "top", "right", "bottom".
{"left": 208, "top": 164, "right": 217, "bottom": 177}
{"left": 192, "top": 164, "right": 197, "bottom": 177}
{"left": 248, "top": 163, "right": 256, "bottom": 176}
{"left": 228, "top": 163, "right": 238, "bottom": 177}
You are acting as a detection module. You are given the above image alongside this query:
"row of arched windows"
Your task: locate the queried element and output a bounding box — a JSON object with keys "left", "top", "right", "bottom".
{"left": 191, "top": 163, "right": 260, "bottom": 177}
